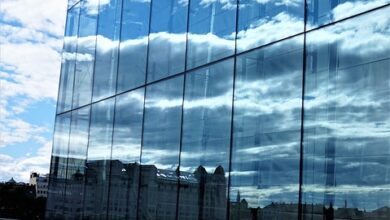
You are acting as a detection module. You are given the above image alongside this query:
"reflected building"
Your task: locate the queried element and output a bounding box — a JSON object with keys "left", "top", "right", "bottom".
{"left": 47, "top": 0, "right": 390, "bottom": 219}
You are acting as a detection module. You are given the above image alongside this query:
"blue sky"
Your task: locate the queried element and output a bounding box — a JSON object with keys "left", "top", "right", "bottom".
{"left": 0, "top": 0, "right": 68, "bottom": 182}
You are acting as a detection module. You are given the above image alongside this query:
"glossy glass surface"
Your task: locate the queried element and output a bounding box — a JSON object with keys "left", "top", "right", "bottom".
{"left": 46, "top": 113, "right": 71, "bottom": 219}
{"left": 83, "top": 98, "right": 115, "bottom": 219}
{"left": 302, "top": 7, "right": 390, "bottom": 219}
{"left": 178, "top": 59, "right": 234, "bottom": 220}
{"left": 237, "top": 0, "right": 304, "bottom": 52}
{"left": 72, "top": 0, "right": 98, "bottom": 108}
{"left": 63, "top": 106, "right": 90, "bottom": 219}
{"left": 147, "top": 0, "right": 188, "bottom": 82}
{"left": 230, "top": 37, "right": 303, "bottom": 219}
{"left": 116, "top": 0, "right": 150, "bottom": 93}
{"left": 92, "top": 0, "right": 122, "bottom": 101}
{"left": 108, "top": 89, "right": 144, "bottom": 220}
{"left": 307, "top": 0, "right": 390, "bottom": 28}
{"left": 186, "top": 0, "right": 236, "bottom": 69}
{"left": 138, "top": 76, "right": 184, "bottom": 220}
{"left": 57, "top": 5, "right": 80, "bottom": 113}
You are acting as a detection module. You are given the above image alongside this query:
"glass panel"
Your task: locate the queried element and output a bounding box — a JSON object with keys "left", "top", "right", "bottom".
{"left": 83, "top": 98, "right": 115, "bottom": 219}
{"left": 108, "top": 88, "right": 145, "bottom": 220}
{"left": 230, "top": 36, "right": 303, "bottom": 220}
{"left": 178, "top": 59, "right": 234, "bottom": 220}
{"left": 303, "top": 7, "right": 390, "bottom": 219}
{"left": 307, "top": 0, "right": 390, "bottom": 28}
{"left": 187, "top": 0, "right": 236, "bottom": 69}
{"left": 72, "top": 0, "right": 98, "bottom": 108}
{"left": 68, "top": 0, "right": 79, "bottom": 9}
{"left": 138, "top": 76, "right": 184, "bottom": 220}
{"left": 237, "top": 0, "right": 304, "bottom": 52}
{"left": 92, "top": 0, "right": 122, "bottom": 101}
{"left": 147, "top": 0, "right": 188, "bottom": 82}
{"left": 57, "top": 5, "right": 80, "bottom": 113}
{"left": 116, "top": 0, "right": 151, "bottom": 93}
{"left": 46, "top": 113, "right": 71, "bottom": 219}
{"left": 63, "top": 106, "right": 90, "bottom": 219}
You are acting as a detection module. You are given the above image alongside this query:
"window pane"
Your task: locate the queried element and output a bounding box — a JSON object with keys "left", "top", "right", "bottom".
{"left": 307, "top": 0, "right": 390, "bottom": 28}
{"left": 117, "top": 0, "right": 151, "bottom": 93}
{"left": 147, "top": 0, "right": 188, "bottom": 82}
{"left": 108, "top": 89, "right": 144, "bottom": 220}
{"left": 92, "top": 0, "right": 122, "bottom": 101}
{"left": 178, "top": 59, "right": 234, "bottom": 220}
{"left": 187, "top": 0, "right": 236, "bottom": 69}
{"left": 138, "top": 76, "right": 184, "bottom": 220}
{"left": 231, "top": 37, "right": 303, "bottom": 219}
{"left": 237, "top": 0, "right": 304, "bottom": 52}
{"left": 72, "top": 0, "right": 98, "bottom": 108}
{"left": 57, "top": 5, "right": 80, "bottom": 113}
{"left": 63, "top": 106, "right": 90, "bottom": 219}
{"left": 83, "top": 98, "right": 115, "bottom": 219}
{"left": 303, "top": 7, "right": 390, "bottom": 219}
{"left": 46, "top": 113, "right": 71, "bottom": 219}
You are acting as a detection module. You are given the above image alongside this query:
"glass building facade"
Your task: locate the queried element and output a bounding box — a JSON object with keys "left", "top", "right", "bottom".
{"left": 47, "top": 0, "right": 390, "bottom": 219}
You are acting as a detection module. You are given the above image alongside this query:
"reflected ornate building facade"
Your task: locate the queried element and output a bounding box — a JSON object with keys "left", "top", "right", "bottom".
{"left": 47, "top": 0, "right": 390, "bottom": 219}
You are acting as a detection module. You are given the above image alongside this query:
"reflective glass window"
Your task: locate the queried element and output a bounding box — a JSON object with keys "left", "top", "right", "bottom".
{"left": 46, "top": 113, "right": 71, "bottom": 219}
{"left": 147, "top": 0, "right": 188, "bottom": 82}
{"left": 83, "top": 98, "right": 115, "bottom": 219}
{"left": 117, "top": 0, "right": 151, "bottom": 93}
{"left": 72, "top": 0, "right": 98, "bottom": 108}
{"left": 230, "top": 37, "right": 303, "bottom": 219}
{"left": 108, "top": 89, "right": 144, "bottom": 220}
{"left": 138, "top": 76, "right": 184, "bottom": 220}
{"left": 187, "top": 0, "right": 236, "bottom": 69}
{"left": 92, "top": 0, "right": 122, "bottom": 101}
{"left": 237, "top": 0, "right": 304, "bottom": 52}
{"left": 178, "top": 59, "right": 234, "bottom": 220}
{"left": 307, "top": 0, "right": 390, "bottom": 28}
{"left": 63, "top": 106, "right": 90, "bottom": 219}
{"left": 57, "top": 5, "right": 80, "bottom": 113}
{"left": 303, "top": 7, "right": 390, "bottom": 219}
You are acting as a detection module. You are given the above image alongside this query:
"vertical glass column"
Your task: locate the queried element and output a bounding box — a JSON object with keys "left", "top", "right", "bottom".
{"left": 46, "top": 113, "right": 71, "bottom": 219}
{"left": 302, "top": 7, "right": 390, "bottom": 219}
{"left": 57, "top": 4, "right": 80, "bottom": 113}
{"left": 178, "top": 59, "right": 234, "bottom": 220}
{"left": 83, "top": 98, "right": 115, "bottom": 219}
{"left": 72, "top": 0, "right": 98, "bottom": 109}
{"left": 108, "top": 89, "right": 145, "bottom": 220}
{"left": 147, "top": 0, "right": 189, "bottom": 82}
{"left": 116, "top": 0, "right": 151, "bottom": 93}
{"left": 230, "top": 37, "right": 303, "bottom": 219}
{"left": 186, "top": 0, "right": 237, "bottom": 69}
{"left": 138, "top": 76, "right": 184, "bottom": 220}
{"left": 63, "top": 106, "right": 90, "bottom": 219}
{"left": 92, "top": 0, "right": 123, "bottom": 102}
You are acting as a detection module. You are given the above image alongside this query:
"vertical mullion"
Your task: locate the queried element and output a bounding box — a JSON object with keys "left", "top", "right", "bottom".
{"left": 226, "top": 1, "right": 239, "bottom": 220}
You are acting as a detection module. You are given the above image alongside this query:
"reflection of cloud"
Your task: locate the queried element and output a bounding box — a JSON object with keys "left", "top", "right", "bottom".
{"left": 199, "top": 0, "right": 236, "bottom": 10}
{"left": 332, "top": 0, "right": 389, "bottom": 22}
{"left": 255, "top": 0, "right": 301, "bottom": 7}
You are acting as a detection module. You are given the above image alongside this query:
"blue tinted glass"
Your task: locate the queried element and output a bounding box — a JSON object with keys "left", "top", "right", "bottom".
{"left": 138, "top": 76, "right": 184, "bottom": 220}
{"left": 92, "top": 0, "right": 122, "bottom": 101}
{"left": 303, "top": 7, "right": 390, "bottom": 219}
{"left": 307, "top": 0, "right": 390, "bottom": 28}
{"left": 178, "top": 59, "right": 234, "bottom": 220}
{"left": 63, "top": 106, "right": 90, "bottom": 219}
{"left": 187, "top": 0, "right": 236, "bottom": 69}
{"left": 108, "top": 89, "right": 144, "bottom": 220}
{"left": 117, "top": 0, "right": 151, "bottom": 93}
{"left": 46, "top": 113, "right": 71, "bottom": 219}
{"left": 147, "top": 0, "right": 188, "bottom": 82}
{"left": 237, "top": 0, "right": 304, "bottom": 52}
{"left": 72, "top": 0, "right": 98, "bottom": 108}
{"left": 231, "top": 36, "right": 303, "bottom": 219}
{"left": 83, "top": 98, "right": 115, "bottom": 219}
{"left": 57, "top": 5, "right": 80, "bottom": 113}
